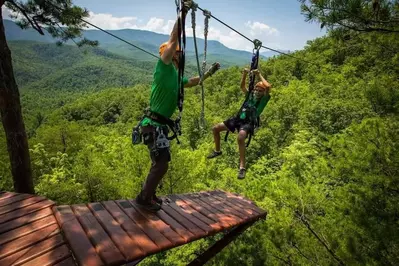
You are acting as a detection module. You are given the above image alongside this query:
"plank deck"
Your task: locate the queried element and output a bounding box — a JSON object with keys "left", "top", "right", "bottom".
{"left": 0, "top": 194, "right": 75, "bottom": 266}
{"left": 0, "top": 190, "right": 267, "bottom": 266}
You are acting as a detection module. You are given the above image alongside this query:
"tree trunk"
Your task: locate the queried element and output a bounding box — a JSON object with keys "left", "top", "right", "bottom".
{"left": 0, "top": 8, "right": 34, "bottom": 194}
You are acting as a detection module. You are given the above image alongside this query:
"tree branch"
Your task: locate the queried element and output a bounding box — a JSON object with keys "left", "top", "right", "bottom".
{"left": 292, "top": 242, "right": 317, "bottom": 265}
{"left": 6, "top": 0, "right": 45, "bottom": 35}
{"left": 295, "top": 211, "right": 346, "bottom": 266}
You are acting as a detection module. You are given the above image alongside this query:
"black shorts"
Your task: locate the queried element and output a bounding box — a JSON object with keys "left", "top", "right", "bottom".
{"left": 223, "top": 117, "right": 253, "bottom": 133}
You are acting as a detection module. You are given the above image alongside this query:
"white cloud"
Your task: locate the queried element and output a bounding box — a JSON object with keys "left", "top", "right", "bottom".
{"left": 245, "top": 21, "right": 279, "bottom": 37}
{"left": 2, "top": 6, "right": 22, "bottom": 20}
{"left": 84, "top": 12, "right": 286, "bottom": 51}
{"left": 2, "top": 7, "right": 11, "bottom": 19}
{"left": 87, "top": 11, "right": 139, "bottom": 30}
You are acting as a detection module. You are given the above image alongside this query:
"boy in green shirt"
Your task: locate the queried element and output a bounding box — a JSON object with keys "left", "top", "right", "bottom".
{"left": 135, "top": 2, "right": 220, "bottom": 211}
{"left": 207, "top": 68, "right": 271, "bottom": 179}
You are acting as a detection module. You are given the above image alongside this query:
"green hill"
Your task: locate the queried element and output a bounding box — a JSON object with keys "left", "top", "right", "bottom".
{"left": 5, "top": 19, "right": 268, "bottom": 67}
{"left": 10, "top": 40, "right": 155, "bottom": 91}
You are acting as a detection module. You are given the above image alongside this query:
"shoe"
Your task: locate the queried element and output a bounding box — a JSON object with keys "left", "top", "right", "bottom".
{"left": 207, "top": 150, "right": 222, "bottom": 159}
{"left": 153, "top": 194, "right": 163, "bottom": 205}
{"left": 237, "top": 168, "right": 246, "bottom": 179}
{"left": 135, "top": 193, "right": 161, "bottom": 212}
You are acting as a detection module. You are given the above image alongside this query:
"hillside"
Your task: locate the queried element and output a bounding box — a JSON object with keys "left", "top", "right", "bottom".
{"left": 4, "top": 19, "right": 268, "bottom": 67}
{"left": 10, "top": 40, "right": 154, "bottom": 90}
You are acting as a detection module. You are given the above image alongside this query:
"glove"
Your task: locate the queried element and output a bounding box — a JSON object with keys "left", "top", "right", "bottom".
{"left": 205, "top": 62, "right": 221, "bottom": 76}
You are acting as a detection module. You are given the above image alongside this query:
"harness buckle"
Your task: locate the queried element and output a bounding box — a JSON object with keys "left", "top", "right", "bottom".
{"left": 155, "top": 127, "right": 170, "bottom": 149}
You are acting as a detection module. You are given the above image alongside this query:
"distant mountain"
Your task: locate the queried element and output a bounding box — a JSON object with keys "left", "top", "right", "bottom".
{"left": 4, "top": 19, "right": 272, "bottom": 67}
{"left": 9, "top": 40, "right": 157, "bottom": 91}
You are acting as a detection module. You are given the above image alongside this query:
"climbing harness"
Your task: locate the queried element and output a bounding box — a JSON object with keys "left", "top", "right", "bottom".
{"left": 191, "top": 4, "right": 211, "bottom": 128}
{"left": 224, "top": 39, "right": 263, "bottom": 147}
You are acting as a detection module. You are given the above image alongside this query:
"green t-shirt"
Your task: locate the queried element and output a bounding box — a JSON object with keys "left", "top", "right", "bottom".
{"left": 239, "top": 92, "right": 271, "bottom": 120}
{"left": 142, "top": 59, "right": 188, "bottom": 127}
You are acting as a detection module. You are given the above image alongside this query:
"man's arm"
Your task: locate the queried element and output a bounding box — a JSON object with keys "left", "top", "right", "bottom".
{"left": 161, "top": 2, "right": 191, "bottom": 65}
{"left": 241, "top": 68, "right": 249, "bottom": 93}
{"left": 184, "top": 62, "right": 220, "bottom": 88}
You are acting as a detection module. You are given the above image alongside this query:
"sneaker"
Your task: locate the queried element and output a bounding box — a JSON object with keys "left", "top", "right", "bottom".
{"left": 135, "top": 194, "right": 161, "bottom": 212}
{"left": 207, "top": 150, "right": 222, "bottom": 159}
{"left": 153, "top": 194, "right": 163, "bottom": 205}
{"left": 237, "top": 168, "right": 246, "bottom": 179}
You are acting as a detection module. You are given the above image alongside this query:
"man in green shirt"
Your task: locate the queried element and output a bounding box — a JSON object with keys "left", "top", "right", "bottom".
{"left": 207, "top": 68, "right": 271, "bottom": 179}
{"left": 135, "top": 4, "right": 220, "bottom": 211}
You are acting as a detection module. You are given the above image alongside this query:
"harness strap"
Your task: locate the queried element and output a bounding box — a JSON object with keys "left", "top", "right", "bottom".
{"left": 144, "top": 111, "right": 181, "bottom": 144}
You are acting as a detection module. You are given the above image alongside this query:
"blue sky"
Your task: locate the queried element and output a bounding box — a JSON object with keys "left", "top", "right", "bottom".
{"left": 3, "top": 0, "right": 326, "bottom": 52}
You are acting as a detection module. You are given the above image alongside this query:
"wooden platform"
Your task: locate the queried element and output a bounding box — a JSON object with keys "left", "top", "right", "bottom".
{"left": 0, "top": 190, "right": 267, "bottom": 266}
{"left": 0, "top": 191, "right": 74, "bottom": 266}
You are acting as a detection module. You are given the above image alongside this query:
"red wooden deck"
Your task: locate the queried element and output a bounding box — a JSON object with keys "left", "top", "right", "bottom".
{"left": 0, "top": 191, "right": 74, "bottom": 266}
{"left": 0, "top": 190, "right": 267, "bottom": 266}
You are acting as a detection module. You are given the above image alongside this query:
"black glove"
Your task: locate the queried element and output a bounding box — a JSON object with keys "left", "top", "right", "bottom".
{"left": 206, "top": 62, "right": 221, "bottom": 76}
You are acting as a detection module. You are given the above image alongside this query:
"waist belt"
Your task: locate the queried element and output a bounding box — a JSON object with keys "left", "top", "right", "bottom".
{"left": 144, "top": 110, "right": 182, "bottom": 144}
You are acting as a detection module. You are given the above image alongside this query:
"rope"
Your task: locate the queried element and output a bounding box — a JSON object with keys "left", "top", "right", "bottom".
{"left": 195, "top": 5, "right": 312, "bottom": 64}
{"left": 191, "top": 3, "right": 208, "bottom": 128}
{"left": 199, "top": 9, "right": 211, "bottom": 128}
{"left": 80, "top": 19, "right": 159, "bottom": 59}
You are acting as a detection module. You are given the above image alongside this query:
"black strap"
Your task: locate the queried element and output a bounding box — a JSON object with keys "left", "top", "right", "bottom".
{"left": 144, "top": 111, "right": 181, "bottom": 144}
{"left": 177, "top": 0, "right": 186, "bottom": 114}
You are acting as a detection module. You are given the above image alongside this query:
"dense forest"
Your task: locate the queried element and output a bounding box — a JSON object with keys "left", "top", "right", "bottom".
{"left": 1, "top": 0, "right": 399, "bottom": 265}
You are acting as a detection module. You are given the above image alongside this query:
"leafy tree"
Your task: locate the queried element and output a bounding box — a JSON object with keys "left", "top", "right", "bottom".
{"left": 299, "top": 0, "right": 399, "bottom": 33}
{"left": 0, "top": 0, "right": 96, "bottom": 193}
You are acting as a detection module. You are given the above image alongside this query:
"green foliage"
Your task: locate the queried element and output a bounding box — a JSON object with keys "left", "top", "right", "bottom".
{"left": 5, "top": 0, "right": 97, "bottom": 46}
{"left": 299, "top": 0, "right": 399, "bottom": 34}
{"left": 2, "top": 12, "right": 399, "bottom": 265}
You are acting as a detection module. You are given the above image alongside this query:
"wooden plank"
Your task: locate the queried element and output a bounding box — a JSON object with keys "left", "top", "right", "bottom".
{"left": 214, "top": 190, "right": 262, "bottom": 210}
{"left": 0, "top": 223, "right": 60, "bottom": 260}
{"left": 0, "top": 215, "right": 57, "bottom": 245}
{"left": 87, "top": 202, "right": 145, "bottom": 261}
{"left": 207, "top": 193, "right": 259, "bottom": 220}
{"left": 184, "top": 193, "right": 239, "bottom": 227}
{"left": 154, "top": 208, "right": 196, "bottom": 243}
{"left": 188, "top": 193, "right": 242, "bottom": 224}
{"left": 53, "top": 206, "right": 77, "bottom": 228}
{"left": 212, "top": 191, "right": 265, "bottom": 217}
{"left": 53, "top": 257, "right": 77, "bottom": 266}
{"left": 0, "top": 234, "right": 65, "bottom": 266}
{"left": 163, "top": 198, "right": 213, "bottom": 234}
{"left": 0, "top": 194, "right": 33, "bottom": 207}
{"left": 0, "top": 208, "right": 53, "bottom": 234}
{"left": 21, "top": 244, "right": 71, "bottom": 266}
{"left": 169, "top": 195, "right": 222, "bottom": 232}
{"left": 0, "top": 192, "right": 19, "bottom": 201}
{"left": 116, "top": 200, "right": 173, "bottom": 251}
{"left": 129, "top": 200, "right": 186, "bottom": 246}
{"left": 160, "top": 202, "right": 206, "bottom": 238}
{"left": 53, "top": 206, "right": 104, "bottom": 266}
{"left": 209, "top": 193, "right": 264, "bottom": 220}
{"left": 216, "top": 190, "right": 260, "bottom": 208}
{"left": 197, "top": 192, "right": 250, "bottom": 221}
{"left": 72, "top": 204, "right": 125, "bottom": 266}
{"left": 0, "top": 196, "right": 46, "bottom": 216}
{"left": 176, "top": 195, "right": 234, "bottom": 229}
{"left": 102, "top": 200, "right": 158, "bottom": 256}
{"left": 0, "top": 200, "right": 54, "bottom": 224}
